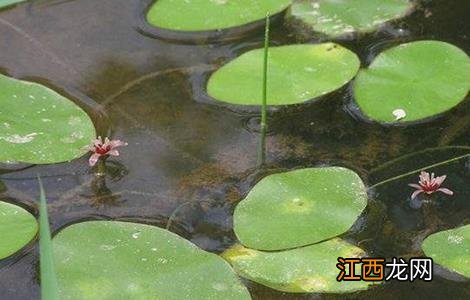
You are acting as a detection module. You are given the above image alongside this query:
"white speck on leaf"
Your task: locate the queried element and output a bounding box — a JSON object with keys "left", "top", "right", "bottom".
{"left": 1, "top": 133, "right": 38, "bottom": 144}
{"left": 448, "top": 234, "right": 464, "bottom": 244}
{"left": 392, "top": 109, "right": 406, "bottom": 121}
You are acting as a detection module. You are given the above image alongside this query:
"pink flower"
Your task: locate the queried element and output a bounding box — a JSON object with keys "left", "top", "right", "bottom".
{"left": 84, "top": 136, "right": 127, "bottom": 167}
{"left": 408, "top": 171, "right": 453, "bottom": 199}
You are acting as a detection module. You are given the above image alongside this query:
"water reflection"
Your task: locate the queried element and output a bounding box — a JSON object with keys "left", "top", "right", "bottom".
{"left": 0, "top": 0, "right": 469, "bottom": 299}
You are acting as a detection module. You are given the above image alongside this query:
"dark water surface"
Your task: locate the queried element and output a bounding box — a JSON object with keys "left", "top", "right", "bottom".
{"left": 0, "top": 0, "right": 469, "bottom": 299}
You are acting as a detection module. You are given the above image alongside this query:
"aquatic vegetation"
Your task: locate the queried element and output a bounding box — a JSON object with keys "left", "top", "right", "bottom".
{"left": 0, "top": 74, "right": 96, "bottom": 164}
{"left": 83, "top": 136, "right": 128, "bottom": 167}
{"left": 38, "top": 177, "right": 59, "bottom": 300}
{"left": 287, "top": 0, "right": 413, "bottom": 37}
{"left": 422, "top": 225, "right": 470, "bottom": 278}
{"left": 53, "top": 221, "right": 250, "bottom": 300}
{"left": 233, "top": 167, "right": 368, "bottom": 250}
{"left": 0, "top": 0, "right": 26, "bottom": 10}
{"left": 223, "top": 239, "right": 372, "bottom": 293}
{"left": 0, "top": 0, "right": 469, "bottom": 298}
{"left": 0, "top": 200, "right": 37, "bottom": 259}
{"left": 258, "top": 15, "right": 270, "bottom": 166}
{"left": 408, "top": 171, "right": 453, "bottom": 199}
{"left": 207, "top": 43, "right": 360, "bottom": 105}
{"left": 354, "top": 41, "right": 470, "bottom": 123}
{"left": 146, "top": 0, "right": 291, "bottom": 32}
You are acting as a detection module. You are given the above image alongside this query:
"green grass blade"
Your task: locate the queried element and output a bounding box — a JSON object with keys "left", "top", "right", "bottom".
{"left": 258, "top": 14, "right": 270, "bottom": 167}
{"left": 38, "top": 176, "right": 59, "bottom": 300}
{"left": 261, "top": 14, "right": 270, "bottom": 129}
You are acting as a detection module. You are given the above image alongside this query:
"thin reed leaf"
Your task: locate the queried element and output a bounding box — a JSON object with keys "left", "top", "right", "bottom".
{"left": 38, "top": 176, "right": 59, "bottom": 300}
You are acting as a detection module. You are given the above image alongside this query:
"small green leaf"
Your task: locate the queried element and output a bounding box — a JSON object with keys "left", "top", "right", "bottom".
{"left": 234, "top": 167, "right": 368, "bottom": 251}
{"left": 208, "top": 43, "right": 360, "bottom": 105}
{"left": 0, "top": 74, "right": 96, "bottom": 164}
{"left": 0, "top": 0, "right": 27, "bottom": 9}
{"left": 53, "top": 221, "right": 251, "bottom": 300}
{"left": 0, "top": 200, "right": 37, "bottom": 259}
{"left": 146, "top": 0, "right": 291, "bottom": 32}
{"left": 422, "top": 225, "right": 470, "bottom": 278}
{"left": 354, "top": 41, "right": 470, "bottom": 123}
{"left": 222, "top": 238, "right": 373, "bottom": 293}
{"left": 287, "top": 0, "right": 413, "bottom": 37}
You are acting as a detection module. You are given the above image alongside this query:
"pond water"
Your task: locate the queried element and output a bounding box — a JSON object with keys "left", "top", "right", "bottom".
{"left": 0, "top": 0, "right": 469, "bottom": 299}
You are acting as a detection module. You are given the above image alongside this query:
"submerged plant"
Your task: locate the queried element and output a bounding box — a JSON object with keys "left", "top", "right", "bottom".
{"left": 408, "top": 171, "right": 453, "bottom": 199}
{"left": 83, "top": 136, "right": 127, "bottom": 168}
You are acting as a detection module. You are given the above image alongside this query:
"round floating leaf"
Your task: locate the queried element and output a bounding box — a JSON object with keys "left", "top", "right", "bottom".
{"left": 0, "top": 74, "right": 96, "bottom": 164}
{"left": 208, "top": 43, "right": 360, "bottom": 105}
{"left": 222, "top": 238, "right": 373, "bottom": 293}
{"left": 234, "top": 167, "right": 368, "bottom": 251}
{"left": 422, "top": 225, "right": 470, "bottom": 278}
{"left": 146, "top": 0, "right": 291, "bottom": 31}
{"left": 287, "top": 0, "right": 413, "bottom": 37}
{"left": 0, "top": 0, "right": 27, "bottom": 9}
{"left": 354, "top": 41, "right": 470, "bottom": 123}
{"left": 0, "top": 201, "right": 38, "bottom": 259}
{"left": 53, "top": 221, "right": 251, "bottom": 300}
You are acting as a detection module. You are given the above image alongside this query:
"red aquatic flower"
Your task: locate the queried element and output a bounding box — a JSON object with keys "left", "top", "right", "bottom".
{"left": 84, "top": 136, "right": 127, "bottom": 167}
{"left": 408, "top": 171, "right": 453, "bottom": 199}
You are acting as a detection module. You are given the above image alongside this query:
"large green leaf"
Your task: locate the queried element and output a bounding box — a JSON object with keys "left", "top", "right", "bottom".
{"left": 0, "top": 74, "right": 96, "bottom": 164}
{"left": 422, "top": 225, "right": 470, "bottom": 278}
{"left": 208, "top": 43, "right": 360, "bottom": 105}
{"left": 222, "top": 238, "right": 373, "bottom": 293}
{"left": 354, "top": 41, "right": 470, "bottom": 123}
{"left": 53, "top": 221, "right": 251, "bottom": 300}
{"left": 0, "top": 0, "right": 26, "bottom": 9}
{"left": 0, "top": 201, "right": 38, "bottom": 259}
{"left": 146, "top": 0, "right": 291, "bottom": 32}
{"left": 234, "top": 167, "right": 368, "bottom": 251}
{"left": 287, "top": 0, "right": 413, "bottom": 37}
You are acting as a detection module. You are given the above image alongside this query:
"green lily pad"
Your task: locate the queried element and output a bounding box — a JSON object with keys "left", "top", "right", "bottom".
{"left": 354, "top": 41, "right": 470, "bottom": 123}
{"left": 0, "top": 201, "right": 38, "bottom": 259}
{"left": 234, "top": 167, "right": 368, "bottom": 251}
{"left": 0, "top": 0, "right": 27, "bottom": 9}
{"left": 422, "top": 225, "right": 470, "bottom": 278}
{"left": 208, "top": 43, "right": 360, "bottom": 105}
{"left": 53, "top": 221, "right": 251, "bottom": 300}
{"left": 222, "top": 238, "right": 373, "bottom": 293}
{"left": 0, "top": 74, "right": 96, "bottom": 164}
{"left": 287, "top": 0, "right": 413, "bottom": 37}
{"left": 146, "top": 0, "right": 291, "bottom": 32}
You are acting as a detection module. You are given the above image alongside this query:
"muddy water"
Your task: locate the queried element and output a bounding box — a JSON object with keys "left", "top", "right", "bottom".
{"left": 0, "top": 0, "right": 469, "bottom": 299}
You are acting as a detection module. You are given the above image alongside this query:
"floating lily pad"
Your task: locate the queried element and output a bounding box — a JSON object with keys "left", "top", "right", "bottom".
{"left": 208, "top": 43, "right": 360, "bottom": 105}
{"left": 146, "top": 0, "right": 291, "bottom": 32}
{"left": 53, "top": 221, "right": 251, "bottom": 300}
{"left": 0, "top": 74, "right": 96, "bottom": 164}
{"left": 0, "top": 0, "right": 27, "bottom": 9}
{"left": 0, "top": 201, "right": 38, "bottom": 259}
{"left": 222, "top": 238, "right": 373, "bottom": 293}
{"left": 287, "top": 0, "right": 413, "bottom": 37}
{"left": 422, "top": 225, "right": 470, "bottom": 278}
{"left": 234, "top": 167, "right": 368, "bottom": 251}
{"left": 354, "top": 41, "right": 470, "bottom": 123}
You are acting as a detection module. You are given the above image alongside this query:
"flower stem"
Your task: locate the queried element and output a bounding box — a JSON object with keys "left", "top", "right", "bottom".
{"left": 96, "top": 158, "right": 107, "bottom": 177}
{"left": 261, "top": 14, "right": 269, "bottom": 130}
{"left": 369, "top": 153, "right": 470, "bottom": 189}
{"left": 258, "top": 14, "right": 270, "bottom": 167}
